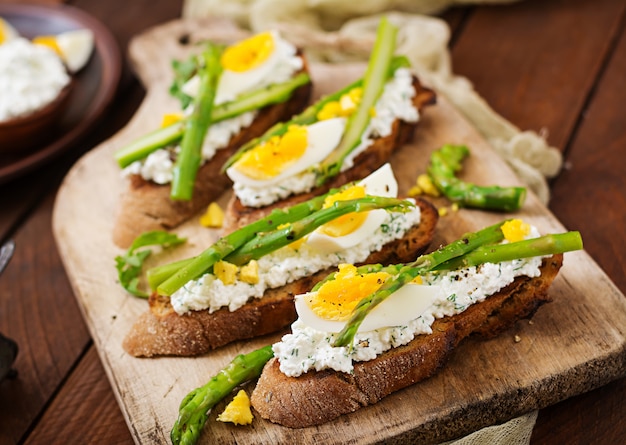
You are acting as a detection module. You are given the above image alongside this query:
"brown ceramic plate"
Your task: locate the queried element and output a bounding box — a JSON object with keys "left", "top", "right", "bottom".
{"left": 0, "top": 3, "right": 121, "bottom": 185}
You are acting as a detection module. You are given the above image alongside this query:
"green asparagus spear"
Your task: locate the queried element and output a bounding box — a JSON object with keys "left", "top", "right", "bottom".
{"left": 171, "top": 345, "right": 274, "bottom": 445}
{"left": 114, "top": 121, "right": 186, "bottom": 168}
{"left": 316, "top": 17, "right": 398, "bottom": 186}
{"left": 224, "top": 196, "right": 414, "bottom": 266}
{"left": 146, "top": 257, "right": 194, "bottom": 291}
{"left": 155, "top": 194, "right": 413, "bottom": 296}
{"left": 213, "top": 72, "right": 310, "bottom": 122}
{"left": 114, "top": 73, "right": 311, "bottom": 169}
{"left": 434, "top": 231, "right": 582, "bottom": 271}
{"left": 171, "top": 45, "right": 223, "bottom": 201}
{"left": 428, "top": 144, "right": 527, "bottom": 211}
{"left": 333, "top": 223, "right": 582, "bottom": 347}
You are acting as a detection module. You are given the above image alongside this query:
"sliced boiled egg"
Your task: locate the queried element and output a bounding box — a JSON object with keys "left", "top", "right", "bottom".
{"left": 32, "top": 29, "right": 94, "bottom": 73}
{"left": 305, "top": 163, "right": 398, "bottom": 253}
{"left": 182, "top": 30, "right": 298, "bottom": 105}
{"left": 226, "top": 117, "right": 346, "bottom": 187}
{"left": 217, "top": 30, "right": 276, "bottom": 102}
{"left": 0, "top": 17, "right": 19, "bottom": 44}
{"left": 294, "top": 264, "right": 440, "bottom": 333}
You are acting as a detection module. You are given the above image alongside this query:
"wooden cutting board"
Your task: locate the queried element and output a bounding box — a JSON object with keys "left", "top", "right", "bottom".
{"left": 52, "top": 17, "right": 626, "bottom": 445}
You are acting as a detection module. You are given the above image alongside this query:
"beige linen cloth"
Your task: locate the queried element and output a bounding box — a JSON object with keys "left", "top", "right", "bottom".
{"left": 182, "top": 0, "right": 553, "bottom": 442}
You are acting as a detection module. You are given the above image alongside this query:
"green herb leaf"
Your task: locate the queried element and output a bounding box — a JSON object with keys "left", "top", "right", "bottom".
{"left": 169, "top": 55, "right": 199, "bottom": 109}
{"left": 115, "top": 231, "right": 186, "bottom": 298}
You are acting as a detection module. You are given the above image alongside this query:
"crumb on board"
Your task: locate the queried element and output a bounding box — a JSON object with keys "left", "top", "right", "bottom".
{"left": 200, "top": 202, "right": 224, "bottom": 228}
{"left": 217, "top": 389, "right": 254, "bottom": 425}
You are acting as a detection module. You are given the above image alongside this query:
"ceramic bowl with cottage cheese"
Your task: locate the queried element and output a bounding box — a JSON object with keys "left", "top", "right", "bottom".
{"left": 0, "top": 36, "right": 74, "bottom": 154}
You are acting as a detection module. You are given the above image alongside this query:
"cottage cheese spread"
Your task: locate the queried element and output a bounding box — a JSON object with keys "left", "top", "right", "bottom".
{"left": 0, "top": 38, "right": 70, "bottom": 122}
{"left": 274, "top": 227, "right": 546, "bottom": 377}
{"left": 170, "top": 203, "right": 421, "bottom": 315}
{"left": 232, "top": 67, "right": 419, "bottom": 208}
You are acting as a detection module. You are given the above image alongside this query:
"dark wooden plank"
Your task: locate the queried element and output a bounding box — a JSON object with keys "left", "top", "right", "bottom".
{"left": 532, "top": 12, "right": 626, "bottom": 445}
{"left": 547, "top": 15, "right": 626, "bottom": 295}
{"left": 0, "top": 173, "right": 42, "bottom": 241}
{"left": 25, "top": 347, "right": 133, "bottom": 445}
{"left": 449, "top": 0, "right": 625, "bottom": 151}
{"left": 0, "top": 192, "right": 90, "bottom": 445}
{"left": 532, "top": 379, "right": 626, "bottom": 444}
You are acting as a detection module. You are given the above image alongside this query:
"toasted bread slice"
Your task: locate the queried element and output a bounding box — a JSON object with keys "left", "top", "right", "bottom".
{"left": 251, "top": 254, "right": 563, "bottom": 428}
{"left": 112, "top": 60, "right": 312, "bottom": 248}
{"left": 122, "top": 197, "right": 438, "bottom": 357}
{"left": 223, "top": 76, "right": 436, "bottom": 232}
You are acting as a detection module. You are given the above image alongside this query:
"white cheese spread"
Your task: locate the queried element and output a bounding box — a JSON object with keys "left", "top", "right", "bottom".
{"left": 273, "top": 227, "right": 547, "bottom": 377}
{"left": 0, "top": 38, "right": 70, "bottom": 122}
{"left": 232, "top": 67, "right": 419, "bottom": 207}
{"left": 170, "top": 203, "right": 421, "bottom": 315}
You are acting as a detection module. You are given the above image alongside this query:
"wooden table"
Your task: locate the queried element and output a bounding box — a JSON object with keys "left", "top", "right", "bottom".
{"left": 1, "top": 0, "right": 624, "bottom": 443}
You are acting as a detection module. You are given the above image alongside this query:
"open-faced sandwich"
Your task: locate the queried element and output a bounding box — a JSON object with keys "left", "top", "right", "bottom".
{"left": 221, "top": 18, "right": 436, "bottom": 232}
{"left": 112, "top": 30, "right": 313, "bottom": 247}
{"left": 122, "top": 164, "right": 439, "bottom": 357}
{"left": 169, "top": 220, "right": 583, "bottom": 443}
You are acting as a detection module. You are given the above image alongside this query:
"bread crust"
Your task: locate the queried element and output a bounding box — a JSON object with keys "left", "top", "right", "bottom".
{"left": 122, "top": 197, "right": 438, "bottom": 357}
{"left": 112, "top": 57, "right": 313, "bottom": 248}
{"left": 223, "top": 76, "right": 436, "bottom": 232}
{"left": 250, "top": 254, "right": 564, "bottom": 428}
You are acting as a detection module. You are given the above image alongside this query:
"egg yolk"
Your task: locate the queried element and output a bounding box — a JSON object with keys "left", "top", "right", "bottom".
{"left": 221, "top": 31, "right": 275, "bottom": 73}
{"left": 0, "top": 19, "right": 14, "bottom": 44}
{"left": 316, "top": 185, "right": 368, "bottom": 237}
{"left": 306, "top": 264, "right": 391, "bottom": 321}
{"left": 32, "top": 36, "right": 62, "bottom": 56}
{"left": 501, "top": 219, "right": 531, "bottom": 243}
{"left": 234, "top": 125, "right": 308, "bottom": 179}
{"left": 317, "top": 87, "right": 363, "bottom": 120}
{"left": 160, "top": 113, "right": 183, "bottom": 127}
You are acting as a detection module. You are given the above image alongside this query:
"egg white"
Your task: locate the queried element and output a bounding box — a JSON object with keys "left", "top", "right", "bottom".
{"left": 226, "top": 117, "right": 346, "bottom": 187}
{"left": 216, "top": 30, "right": 284, "bottom": 104}
{"left": 55, "top": 29, "right": 94, "bottom": 73}
{"left": 0, "top": 18, "right": 19, "bottom": 44}
{"left": 295, "top": 282, "right": 441, "bottom": 334}
{"left": 305, "top": 163, "right": 399, "bottom": 253}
